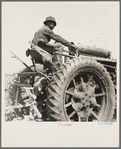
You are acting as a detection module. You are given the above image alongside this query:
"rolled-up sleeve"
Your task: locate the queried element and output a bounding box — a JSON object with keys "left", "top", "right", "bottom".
{"left": 44, "top": 28, "right": 71, "bottom": 47}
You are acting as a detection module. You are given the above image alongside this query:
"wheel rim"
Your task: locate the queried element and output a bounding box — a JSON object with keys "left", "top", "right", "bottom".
{"left": 64, "top": 69, "right": 108, "bottom": 122}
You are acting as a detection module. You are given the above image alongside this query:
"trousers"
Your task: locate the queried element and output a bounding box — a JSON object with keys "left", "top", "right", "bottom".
{"left": 36, "top": 42, "right": 64, "bottom": 72}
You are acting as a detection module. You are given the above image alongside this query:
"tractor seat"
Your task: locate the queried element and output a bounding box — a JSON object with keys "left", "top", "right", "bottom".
{"left": 29, "top": 49, "right": 44, "bottom": 64}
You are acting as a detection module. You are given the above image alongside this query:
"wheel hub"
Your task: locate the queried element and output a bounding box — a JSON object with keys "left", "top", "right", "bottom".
{"left": 72, "top": 80, "right": 96, "bottom": 117}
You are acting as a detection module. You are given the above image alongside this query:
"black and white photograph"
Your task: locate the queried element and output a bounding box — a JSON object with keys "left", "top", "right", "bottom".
{"left": 2, "top": 1, "right": 119, "bottom": 147}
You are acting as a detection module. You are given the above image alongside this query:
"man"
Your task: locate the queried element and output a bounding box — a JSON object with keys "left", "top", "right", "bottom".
{"left": 27, "top": 17, "right": 77, "bottom": 120}
{"left": 32, "top": 16, "right": 76, "bottom": 56}
{"left": 27, "top": 16, "right": 77, "bottom": 73}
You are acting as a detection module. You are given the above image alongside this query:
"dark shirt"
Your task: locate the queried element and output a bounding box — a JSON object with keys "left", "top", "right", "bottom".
{"left": 32, "top": 25, "right": 71, "bottom": 47}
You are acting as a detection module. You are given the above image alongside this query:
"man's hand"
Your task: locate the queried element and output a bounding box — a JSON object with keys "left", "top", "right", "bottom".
{"left": 69, "top": 43, "right": 78, "bottom": 55}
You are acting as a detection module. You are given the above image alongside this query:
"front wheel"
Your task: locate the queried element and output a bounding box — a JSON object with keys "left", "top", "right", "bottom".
{"left": 47, "top": 56, "right": 115, "bottom": 122}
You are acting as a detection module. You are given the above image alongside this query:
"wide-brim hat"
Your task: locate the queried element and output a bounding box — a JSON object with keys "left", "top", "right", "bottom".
{"left": 44, "top": 16, "right": 57, "bottom": 26}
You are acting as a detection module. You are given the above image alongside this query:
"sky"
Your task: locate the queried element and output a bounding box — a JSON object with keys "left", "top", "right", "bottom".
{"left": 2, "top": 2, "right": 119, "bottom": 74}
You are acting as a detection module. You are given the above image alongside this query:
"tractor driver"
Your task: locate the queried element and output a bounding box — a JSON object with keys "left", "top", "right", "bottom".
{"left": 26, "top": 16, "right": 77, "bottom": 120}
{"left": 31, "top": 16, "right": 76, "bottom": 59}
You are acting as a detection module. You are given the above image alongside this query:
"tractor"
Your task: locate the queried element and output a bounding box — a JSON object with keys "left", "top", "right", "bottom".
{"left": 5, "top": 41, "right": 117, "bottom": 122}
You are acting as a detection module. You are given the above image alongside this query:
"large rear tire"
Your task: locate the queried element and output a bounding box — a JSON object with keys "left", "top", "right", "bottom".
{"left": 47, "top": 56, "right": 115, "bottom": 122}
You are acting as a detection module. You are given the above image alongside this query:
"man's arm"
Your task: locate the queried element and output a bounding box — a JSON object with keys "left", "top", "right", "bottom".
{"left": 44, "top": 28, "right": 72, "bottom": 47}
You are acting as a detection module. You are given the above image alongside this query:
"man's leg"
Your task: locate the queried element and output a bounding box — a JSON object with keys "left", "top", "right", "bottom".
{"left": 38, "top": 42, "right": 64, "bottom": 72}
{"left": 51, "top": 42, "right": 64, "bottom": 64}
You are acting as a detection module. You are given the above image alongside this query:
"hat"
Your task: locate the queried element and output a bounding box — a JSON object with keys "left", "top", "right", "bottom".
{"left": 44, "top": 16, "right": 57, "bottom": 26}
